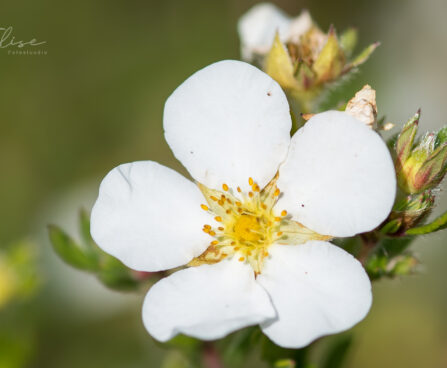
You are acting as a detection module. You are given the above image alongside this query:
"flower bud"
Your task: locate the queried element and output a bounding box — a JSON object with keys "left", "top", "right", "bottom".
{"left": 380, "top": 190, "right": 435, "bottom": 235}
{"left": 396, "top": 111, "right": 447, "bottom": 193}
{"left": 238, "top": 4, "right": 378, "bottom": 112}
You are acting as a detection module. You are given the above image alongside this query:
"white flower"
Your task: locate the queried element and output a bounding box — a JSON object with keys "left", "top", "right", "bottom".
{"left": 238, "top": 3, "right": 312, "bottom": 61}
{"left": 90, "top": 60, "right": 396, "bottom": 348}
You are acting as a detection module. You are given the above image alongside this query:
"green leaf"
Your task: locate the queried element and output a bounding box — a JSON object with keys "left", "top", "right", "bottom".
{"left": 406, "top": 209, "right": 447, "bottom": 235}
{"left": 378, "top": 237, "right": 414, "bottom": 258}
{"left": 339, "top": 28, "right": 358, "bottom": 57}
{"left": 261, "top": 335, "right": 308, "bottom": 367}
{"left": 435, "top": 125, "right": 447, "bottom": 148}
{"left": 79, "top": 208, "right": 94, "bottom": 248}
{"left": 97, "top": 255, "right": 139, "bottom": 291}
{"left": 321, "top": 334, "right": 353, "bottom": 368}
{"left": 379, "top": 218, "right": 402, "bottom": 235}
{"left": 395, "top": 110, "right": 420, "bottom": 165}
{"left": 48, "top": 225, "right": 99, "bottom": 271}
{"left": 219, "top": 327, "right": 261, "bottom": 367}
{"left": 347, "top": 42, "right": 379, "bottom": 69}
{"left": 274, "top": 359, "right": 296, "bottom": 368}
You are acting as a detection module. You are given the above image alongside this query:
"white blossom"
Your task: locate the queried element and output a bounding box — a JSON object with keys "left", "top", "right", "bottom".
{"left": 91, "top": 60, "right": 396, "bottom": 348}
{"left": 238, "top": 3, "right": 312, "bottom": 61}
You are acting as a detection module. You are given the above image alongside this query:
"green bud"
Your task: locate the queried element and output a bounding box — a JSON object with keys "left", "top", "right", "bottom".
{"left": 366, "top": 252, "right": 418, "bottom": 280}
{"left": 381, "top": 191, "right": 434, "bottom": 235}
{"left": 395, "top": 111, "right": 447, "bottom": 193}
{"left": 395, "top": 110, "right": 420, "bottom": 166}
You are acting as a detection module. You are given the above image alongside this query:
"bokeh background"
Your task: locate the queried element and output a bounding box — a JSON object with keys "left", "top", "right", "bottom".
{"left": 1, "top": 0, "right": 446, "bottom": 367}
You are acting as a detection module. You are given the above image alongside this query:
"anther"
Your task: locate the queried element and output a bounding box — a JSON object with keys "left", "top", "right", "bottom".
{"left": 261, "top": 204, "right": 267, "bottom": 210}
{"left": 237, "top": 187, "right": 241, "bottom": 193}
{"left": 209, "top": 231, "right": 216, "bottom": 236}
{"left": 238, "top": 257, "right": 245, "bottom": 262}
{"left": 274, "top": 188, "right": 280, "bottom": 196}
{"left": 248, "top": 192, "right": 254, "bottom": 198}
{"left": 222, "top": 183, "right": 229, "bottom": 191}
{"left": 200, "top": 204, "right": 209, "bottom": 211}
{"left": 214, "top": 216, "right": 222, "bottom": 222}
{"left": 226, "top": 209, "right": 231, "bottom": 214}
{"left": 277, "top": 231, "right": 283, "bottom": 236}
{"left": 235, "top": 201, "right": 242, "bottom": 206}
{"left": 204, "top": 224, "right": 211, "bottom": 229}
{"left": 218, "top": 227, "right": 224, "bottom": 231}
{"left": 210, "top": 196, "right": 218, "bottom": 201}
{"left": 248, "top": 177, "right": 254, "bottom": 186}
{"left": 274, "top": 217, "right": 281, "bottom": 222}
{"left": 281, "top": 210, "right": 287, "bottom": 217}
{"left": 211, "top": 240, "right": 218, "bottom": 245}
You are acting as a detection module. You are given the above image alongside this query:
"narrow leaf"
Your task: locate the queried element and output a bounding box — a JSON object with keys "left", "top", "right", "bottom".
{"left": 347, "top": 42, "right": 379, "bottom": 69}
{"left": 48, "top": 225, "right": 99, "bottom": 271}
{"left": 406, "top": 210, "right": 447, "bottom": 235}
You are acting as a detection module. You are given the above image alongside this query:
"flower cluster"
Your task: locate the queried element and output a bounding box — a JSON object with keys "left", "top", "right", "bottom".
{"left": 238, "top": 3, "right": 378, "bottom": 110}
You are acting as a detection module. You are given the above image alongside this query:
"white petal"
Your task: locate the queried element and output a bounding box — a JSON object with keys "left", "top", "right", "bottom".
{"left": 287, "top": 10, "right": 313, "bottom": 44}
{"left": 142, "top": 258, "right": 276, "bottom": 342}
{"left": 164, "top": 60, "right": 291, "bottom": 193}
{"left": 238, "top": 3, "right": 291, "bottom": 60}
{"left": 91, "top": 161, "right": 212, "bottom": 272}
{"left": 277, "top": 111, "right": 396, "bottom": 237}
{"left": 257, "top": 242, "right": 372, "bottom": 348}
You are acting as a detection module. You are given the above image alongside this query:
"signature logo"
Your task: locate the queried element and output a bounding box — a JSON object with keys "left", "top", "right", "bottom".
{"left": 0, "top": 26, "right": 47, "bottom": 55}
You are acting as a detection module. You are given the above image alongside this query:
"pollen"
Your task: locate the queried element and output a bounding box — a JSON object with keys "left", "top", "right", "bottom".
{"left": 192, "top": 176, "right": 323, "bottom": 274}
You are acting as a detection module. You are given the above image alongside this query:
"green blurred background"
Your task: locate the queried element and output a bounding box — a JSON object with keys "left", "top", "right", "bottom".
{"left": 1, "top": 0, "right": 446, "bottom": 367}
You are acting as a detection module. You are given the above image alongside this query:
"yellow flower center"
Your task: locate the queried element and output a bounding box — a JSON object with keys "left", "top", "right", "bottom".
{"left": 234, "top": 214, "right": 262, "bottom": 242}
{"left": 189, "top": 176, "right": 332, "bottom": 274}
